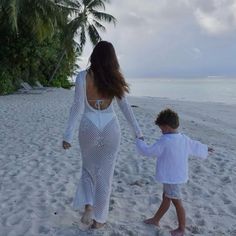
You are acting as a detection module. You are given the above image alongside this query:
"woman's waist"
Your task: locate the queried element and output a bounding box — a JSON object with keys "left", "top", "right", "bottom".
{"left": 81, "top": 111, "right": 118, "bottom": 130}
{"left": 83, "top": 111, "right": 115, "bottom": 118}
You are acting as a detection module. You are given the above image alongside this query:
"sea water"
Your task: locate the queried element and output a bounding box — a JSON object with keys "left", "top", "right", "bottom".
{"left": 127, "top": 77, "right": 236, "bottom": 105}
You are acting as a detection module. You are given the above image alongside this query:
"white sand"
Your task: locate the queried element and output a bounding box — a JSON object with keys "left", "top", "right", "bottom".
{"left": 0, "top": 89, "right": 236, "bottom": 236}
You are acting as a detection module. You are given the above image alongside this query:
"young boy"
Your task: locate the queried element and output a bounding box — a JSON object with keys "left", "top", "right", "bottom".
{"left": 136, "top": 108, "right": 213, "bottom": 236}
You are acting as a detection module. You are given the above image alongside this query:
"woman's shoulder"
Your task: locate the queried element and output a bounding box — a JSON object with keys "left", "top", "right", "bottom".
{"left": 75, "top": 70, "right": 87, "bottom": 83}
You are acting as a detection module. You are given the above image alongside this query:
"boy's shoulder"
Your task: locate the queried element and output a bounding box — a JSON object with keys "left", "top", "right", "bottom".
{"left": 161, "top": 133, "right": 190, "bottom": 141}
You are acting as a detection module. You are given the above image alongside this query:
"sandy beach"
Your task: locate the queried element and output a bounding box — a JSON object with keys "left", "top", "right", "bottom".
{"left": 0, "top": 88, "right": 236, "bottom": 236}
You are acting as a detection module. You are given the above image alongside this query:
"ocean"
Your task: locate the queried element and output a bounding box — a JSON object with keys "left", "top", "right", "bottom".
{"left": 127, "top": 77, "right": 236, "bottom": 105}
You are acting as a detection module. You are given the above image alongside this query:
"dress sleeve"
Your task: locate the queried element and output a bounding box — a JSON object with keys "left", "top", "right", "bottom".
{"left": 136, "top": 139, "right": 162, "bottom": 157}
{"left": 187, "top": 136, "right": 208, "bottom": 159}
{"left": 63, "top": 72, "right": 85, "bottom": 143}
{"left": 116, "top": 95, "right": 143, "bottom": 138}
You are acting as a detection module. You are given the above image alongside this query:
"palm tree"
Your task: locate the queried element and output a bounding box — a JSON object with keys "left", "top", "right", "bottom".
{"left": 0, "top": 0, "right": 116, "bottom": 83}
{"left": 0, "top": 0, "right": 67, "bottom": 41}
{"left": 67, "top": 0, "right": 116, "bottom": 49}
{"left": 48, "top": 0, "right": 116, "bottom": 82}
{"left": 0, "top": 0, "right": 19, "bottom": 33}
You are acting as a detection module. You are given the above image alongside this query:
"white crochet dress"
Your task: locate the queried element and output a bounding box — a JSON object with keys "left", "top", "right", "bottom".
{"left": 63, "top": 70, "right": 142, "bottom": 223}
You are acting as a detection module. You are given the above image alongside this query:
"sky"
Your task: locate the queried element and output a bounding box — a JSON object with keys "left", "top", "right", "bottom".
{"left": 79, "top": 0, "right": 236, "bottom": 78}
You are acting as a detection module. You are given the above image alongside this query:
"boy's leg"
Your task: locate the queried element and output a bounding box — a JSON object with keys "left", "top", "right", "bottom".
{"left": 170, "top": 199, "right": 185, "bottom": 236}
{"left": 163, "top": 184, "right": 185, "bottom": 235}
{"left": 144, "top": 192, "right": 171, "bottom": 226}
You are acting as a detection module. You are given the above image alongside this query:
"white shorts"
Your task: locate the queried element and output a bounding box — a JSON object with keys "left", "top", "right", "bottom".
{"left": 163, "top": 183, "right": 182, "bottom": 199}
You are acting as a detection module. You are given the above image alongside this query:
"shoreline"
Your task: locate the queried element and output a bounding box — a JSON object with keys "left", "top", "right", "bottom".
{"left": 130, "top": 94, "right": 236, "bottom": 106}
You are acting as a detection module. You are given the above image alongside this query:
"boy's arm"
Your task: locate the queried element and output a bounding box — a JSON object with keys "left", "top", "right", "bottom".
{"left": 188, "top": 137, "right": 208, "bottom": 159}
{"left": 136, "top": 138, "right": 162, "bottom": 157}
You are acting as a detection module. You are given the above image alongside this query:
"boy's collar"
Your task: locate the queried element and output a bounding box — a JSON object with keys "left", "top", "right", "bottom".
{"left": 162, "top": 131, "right": 179, "bottom": 135}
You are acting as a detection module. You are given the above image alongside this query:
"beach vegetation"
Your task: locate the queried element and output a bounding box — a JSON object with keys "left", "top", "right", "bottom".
{"left": 0, "top": 70, "right": 15, "bottom": 95}
{"left": 0, "top": 0, "right": 116, "bottom": 95}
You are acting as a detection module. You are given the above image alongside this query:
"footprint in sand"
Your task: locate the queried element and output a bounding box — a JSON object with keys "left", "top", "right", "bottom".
{"left": 187, "top": 225, "right": 203, "bottom": 234}
{"left": 8, "top": 221, "right": 31, "bottom": 236}
{"left": 5, "top": 213, "right": 22, "bottom": 226}
{"left": 221, "top": 194, "right": 232, "bottom": 205}
{"left": 54, "top": 228, "right": 79, "bottom": 236}
{"left": 116, "top": 186, "right": 125, "bottom": 193}
{"left": 221, "top": 176, "right": 232, "bottom": 184}
{"left": 230, "top": 229, "right": 236, "bottom": 236}
{"left": 33, "top": 205, "right": 52, "bottom": 218}
{"left": 228, "top": 206, "right": 236, "bottom": 216}
{"left": 24, "top": 160, "right": 39, "bottom": 172}
{"left": 39, "top": 225, "right": 53, "bottom": 234}
{"left": 196, "top": 219, "right": 206, "bottom": 227}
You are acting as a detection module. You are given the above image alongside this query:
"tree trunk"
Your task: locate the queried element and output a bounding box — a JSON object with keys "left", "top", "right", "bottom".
{"left": 49, "top": 49, "right": 66, "bottom": 83}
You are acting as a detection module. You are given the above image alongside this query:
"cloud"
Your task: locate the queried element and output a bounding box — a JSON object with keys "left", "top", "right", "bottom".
{"left": 193, "top": 0, "right": 236, "bottom": 35}
{"left": 78, "top": 0, "right": 236, "bottom": 77}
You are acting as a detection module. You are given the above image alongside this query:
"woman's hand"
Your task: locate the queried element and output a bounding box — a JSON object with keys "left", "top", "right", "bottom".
{"left": 137, "top": 136, "right": 144, "bottom": 140}
{"left": 62, "top": 141, "right": 71, "bottom": 149}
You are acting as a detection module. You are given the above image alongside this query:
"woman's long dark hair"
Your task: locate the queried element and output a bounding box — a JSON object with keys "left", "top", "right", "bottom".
{"left": 88, "top": 41, "right": 129, "bottom": 99}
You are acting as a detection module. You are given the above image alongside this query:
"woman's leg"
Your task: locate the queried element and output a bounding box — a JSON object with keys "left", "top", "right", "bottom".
{"left": 92, "top": 167, "right": 113, "bottom": 226}
{"left": 73, "top": 168, "right": 94, "bottom": 224}
{"left": 81, "top": 204, "right": 93, "bottom": 225}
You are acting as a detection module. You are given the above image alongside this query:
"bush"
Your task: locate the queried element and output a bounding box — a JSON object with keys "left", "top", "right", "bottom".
{"left": 61, "top": 78, "right": 73, "bottom": 89}
{"left": 50, "top": 79, "right": 61, "bottom": 88}
{"left": 50, "top": 75, "right": 73, "bottom": 89}
{"left": 0, "top": 72, "right": 15, "bottom": 95}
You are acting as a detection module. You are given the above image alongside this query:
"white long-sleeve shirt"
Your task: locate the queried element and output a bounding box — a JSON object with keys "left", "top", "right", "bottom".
{"left": 136, "top": 133, "right": 208, "bottom": 184}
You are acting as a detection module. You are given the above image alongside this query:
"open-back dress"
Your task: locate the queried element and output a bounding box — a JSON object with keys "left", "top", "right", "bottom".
{"left": 63, "top": 70, "right": 142, "bottom": 223}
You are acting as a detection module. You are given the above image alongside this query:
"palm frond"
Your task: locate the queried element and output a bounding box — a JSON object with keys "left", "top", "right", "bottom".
{"left": 0, "top": 0, "right": 19, "bottom": 32}
{"left": 87, "top": 24, "right": 102, "bottom": 45}
{"left": 79, "top": 25, "right": 86, "bottom": 50}
{"left": 61, "top": 0, "right": 82, "bottom": 11}
{"left": 90, "top": 10, "right": 116, "bottom": 25}
{"left": 92, "top": 19, "right": 106, "bottom": 31}
{"left": 85, "top": 0, "right": 105, "bottom": 10}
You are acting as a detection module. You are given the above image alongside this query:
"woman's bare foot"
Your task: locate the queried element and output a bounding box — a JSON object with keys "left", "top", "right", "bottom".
{"left": 81, "top": 205, "right": 93, "bottom": 225}
{"left": 90, "top": 220, "right": 105, "bottom": 229}
{"left": 143, "top": 217, "right": 160, "bottom": 227}
{"left": 170, "top": 228, "right": 185, "bottom": 236}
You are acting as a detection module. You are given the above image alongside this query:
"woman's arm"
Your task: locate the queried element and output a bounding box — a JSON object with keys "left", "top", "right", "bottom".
{"left": 63, "top": 72, "right": 85, "bottom": 146}
{"left": 116, "top": 95, "right": 143, "bottom": 138}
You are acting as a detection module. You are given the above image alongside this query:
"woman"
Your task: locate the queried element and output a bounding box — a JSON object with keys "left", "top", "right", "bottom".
{"left": 62, "top": 41, "right": 142, "bottom": 229}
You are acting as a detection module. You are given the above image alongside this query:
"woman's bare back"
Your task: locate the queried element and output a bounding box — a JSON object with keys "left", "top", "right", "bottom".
{"left": 86, "top": 72, "right": 112, "bottom": 110}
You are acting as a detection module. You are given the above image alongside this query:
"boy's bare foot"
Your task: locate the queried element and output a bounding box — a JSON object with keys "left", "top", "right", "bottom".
{"left": 143, "top": 218, "right": 160, "bottom": 227}
{"left": 170, "top": 228, "right": 185, "bottom": 236}
{"left": 90, "top": 220, "right": 105, "bottom": 229}
{"left": 81, "top": 208, "right": 93, "bottom": 225}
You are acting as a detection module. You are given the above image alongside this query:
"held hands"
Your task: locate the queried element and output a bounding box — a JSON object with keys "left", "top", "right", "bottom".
{"left": 62, "top": 141, "right": 71, "bottom": 149}
{"left": 136, "top": 136, "right": 144, "bottom": 140}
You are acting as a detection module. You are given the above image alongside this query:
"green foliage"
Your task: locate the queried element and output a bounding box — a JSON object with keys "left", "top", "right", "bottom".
{"left": 50, "top": 76, "right": 73, "bottom": 89}
{"left": 50, "top": 79, "right": 61, "bottom": 88}
{"left": 0, "top": 71, "right": 15, "bottom": 95}
{"left": 0, "top": 0, "right": 116, "bottom": 95}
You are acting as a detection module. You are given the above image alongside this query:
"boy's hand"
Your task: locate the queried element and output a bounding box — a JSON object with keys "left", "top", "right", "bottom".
{"left": 63, "top": 141, "right": 71, "bottom": 149}
{"left": 208, "top": 147, "right": 214, "bottom": 153}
